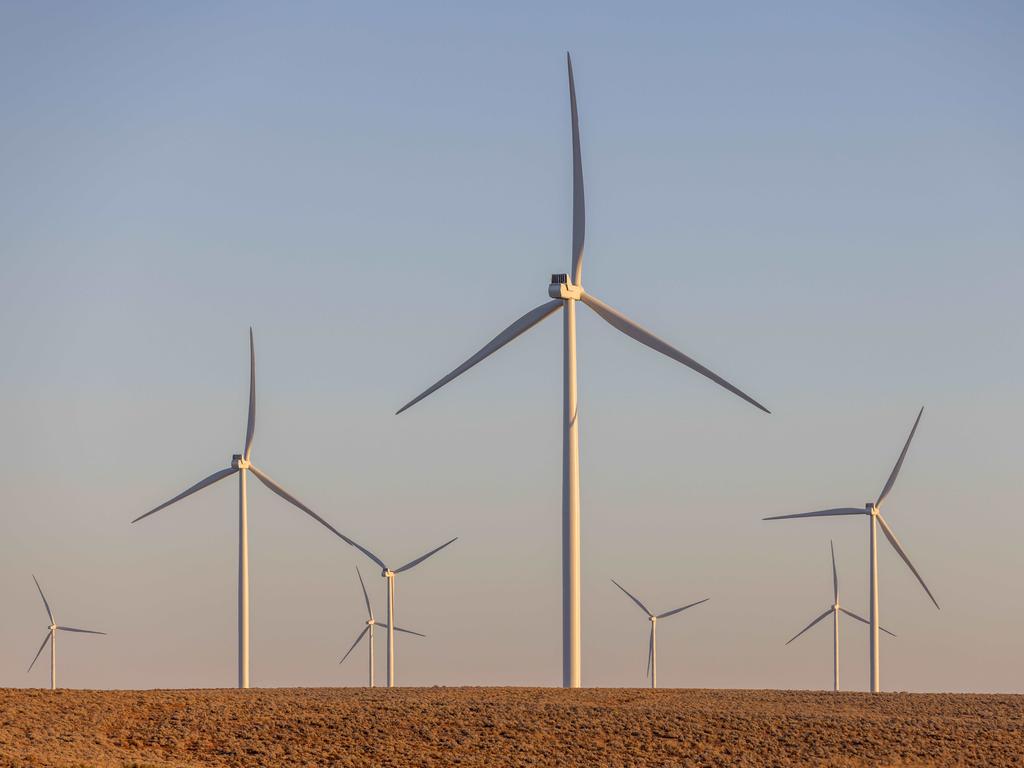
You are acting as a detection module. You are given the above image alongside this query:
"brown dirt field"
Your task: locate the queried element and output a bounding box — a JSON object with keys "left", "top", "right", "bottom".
{"left": 0, "top": 688, "right": 1021, "bottom": 768}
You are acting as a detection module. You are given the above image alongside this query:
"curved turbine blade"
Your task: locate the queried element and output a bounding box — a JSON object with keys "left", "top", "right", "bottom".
{"left": 133, "top": 467, "right": 238, "bottom": 523}
{"left": 247, "top": 464, "right": 378, "bottom": 561}
{"left": 764, "top": 507, "right": 865, "bottom": 521}
{"left": 646, "top": 625, "right": 653, "bottom": 678}
{"left": 831, "top": 540, "right": 838, "bottom": 603}
{"left": 876, "top": 513, "right": 940, "bottom": 609}
{"left": 27, "top": 632, "right": 50, "bottom": 673}
{"left": 610, "top": 579, "right": 652, "bottom": 617}
{"left": 356, "top": 567, "right": 373, "bottom": 621}
{"left": 244, "top": 327, "right": 256, "bottom": 461}
{"left": 339, "top": 626, "right": 369, "bottom": 665}
{"left": 567, "top": 52, "right": 585, "bottom": 284}
{"left": 580, "top": 291, "right": 770, "bottom": 414}
{"left": 378, "top": 623, "right": 426, "bottom": 638}
{"left": 840, "top": 608, "right": 897, "bottom": 637}
{"left": 57, "top": 627, "right": 106, "bottom": 635}
{"left": 785, "top": 608, "right": 832, "bottom": 645}
{"left": 876, "top": 406, "right": 923, "bottom": 508}
{"left": 657, "top": 597, "right": 710, "bottom": 620}
{"left": 395, "top": 537, "right": 458, "bottom": 573}
{"left": 396, "top": 301, "right": 562, "bottom": 415}
{"left": 32, "top": 575, "right": 53, "bottom": 624}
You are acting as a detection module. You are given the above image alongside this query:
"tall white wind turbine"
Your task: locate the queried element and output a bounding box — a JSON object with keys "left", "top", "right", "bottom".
{"left": 611, "top": 579, "right": 708, "bottom": 689}
{"left": 344, "top": 536, "right": 456, "bottom": 687}
{"left": 133, "top": 328, "right": 351, "bottom": 689}
{"left": 27, "top": 576, "right": 105, "bottom": 690}
{"left": 785, "top": 541, "right": 895, "bottom": 691}
{"left": 397, "top": 54, "right": 769, "bottom": 689}
{"left": 339, "top": 566, "right": 425, "bottom": 687}
{"left": 765, "top": 407, "right": 938, "bottom": 692}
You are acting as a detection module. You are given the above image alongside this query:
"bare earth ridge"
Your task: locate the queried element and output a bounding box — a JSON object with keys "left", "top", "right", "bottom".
{"left": 1, "top": 687, "right": 1021, "bottom": 767}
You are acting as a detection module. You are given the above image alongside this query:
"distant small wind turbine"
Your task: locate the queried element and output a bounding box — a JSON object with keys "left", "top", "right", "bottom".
{"left": 398, "top": 52, "right": 768, "bottom": 689}
{"left": 339, "top": 566, "right": 425, "bottom": 687}
{"left": 133, "top": 328, "right": 351, "bottom": 689}
{"left": 785, "top": 541, "right": 895, "bottom": 691}
{"left": 611, "top": 579, "right": 708, "bottom": 689}
{"left": 345, "top": 537, "right": 457, "bottom": 687}
{"left": 765, "top": 407, "right": 938, "bottom": 693}
{"left": 27, "top": 576, "right": 105, "bottom": 690}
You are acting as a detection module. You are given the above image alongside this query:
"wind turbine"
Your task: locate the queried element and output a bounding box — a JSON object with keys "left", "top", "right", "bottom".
{"left": 27, "top": 576, "right": 105, "bottom": 690}
{"left": 611, "top": 579, "right": 708, "bottom": 689}
{"left": 344, "top": 536, "right": 457, "bottom": 687}
{"left": 397, "top": 54, "right": 768, "bottom": 689}
{"left": 339, "top": 566, "right": 425, "bottom": 687}
{"left": 133, "top": 328, "right": 351, "bottom": 689}
{"left": 785, "top": 541, "right": 895, "bottom": 691}
{"left": 765, "top": 407, "right": 938, "bottom": 692}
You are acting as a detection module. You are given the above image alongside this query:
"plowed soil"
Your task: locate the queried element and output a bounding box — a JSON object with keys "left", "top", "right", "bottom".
{"left": 1, "top": 687, "right": 1021, "bottom": 767}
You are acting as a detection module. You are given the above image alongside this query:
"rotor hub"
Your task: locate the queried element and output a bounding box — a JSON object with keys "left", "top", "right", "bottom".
{"left": 233, "top": 454, "right": 250, "bottom": 470}
{"left": 548, "top": 274, "right": 582, "bottom": 300}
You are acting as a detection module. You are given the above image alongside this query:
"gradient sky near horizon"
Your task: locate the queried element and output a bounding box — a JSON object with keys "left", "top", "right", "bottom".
{"left": 1, "top": 2, "right": 1022, "bottom": 692}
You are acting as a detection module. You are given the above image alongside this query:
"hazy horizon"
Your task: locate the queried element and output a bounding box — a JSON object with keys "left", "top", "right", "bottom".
{"left": 1, "top": 2, "right": 1022, "bottom": 692}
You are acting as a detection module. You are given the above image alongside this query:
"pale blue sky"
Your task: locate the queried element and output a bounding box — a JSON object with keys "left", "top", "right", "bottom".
{"left": 1, "top": 2, "right": 1022, "bottom": 691}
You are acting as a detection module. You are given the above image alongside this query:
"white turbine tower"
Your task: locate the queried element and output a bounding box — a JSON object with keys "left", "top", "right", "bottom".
{"left": 339, "top": 566, "right": 425, "bottom": 687}
{"left": 785, "top": 541, "right": 895, "bottom": 692}
{"left": 611, "top": 579, "right": 708, "bottom": 689}
{"left": 765, "top": 407, "right": 939, "bottom": 693}
{"left": 344, "top": 536, "right": 456, "bottom": 688}
{"left": 27, "top": 576, "right": 105, "bottom": 690}
{"left": 397, "top": 54, "right": 768, "bottom": 689}
{"left": 133, "top": 328, "right": 351, "bottom": 689}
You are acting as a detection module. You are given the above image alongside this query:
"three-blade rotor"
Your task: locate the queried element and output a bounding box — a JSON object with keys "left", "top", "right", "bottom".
{"left": 785, "top": 543, "right": 896, "bottom": 646}
{"left": 764, "top": 408, "right": 938, "bottom": 610}
{"left": 27, "top": 576, "right": 105, "bottom": 673}
{"left": 133, "top": 329, "right": 357, "bottom": 547}
{"left": 395, "top": 55, "right": 769, "bottom": 418}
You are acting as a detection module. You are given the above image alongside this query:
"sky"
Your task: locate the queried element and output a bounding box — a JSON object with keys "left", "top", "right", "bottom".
{"left": 0, "top": 2, "right": 1021, "bottom": 692}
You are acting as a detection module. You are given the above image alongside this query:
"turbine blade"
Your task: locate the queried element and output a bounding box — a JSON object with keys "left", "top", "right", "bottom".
{"left": 247, "top": 463, "right": 355, "bottom": 544}
{"left": 657, "top": 597, "right": 710, "bottom": 620}
{"left": 376, "top": 622, "right": 427, "bottom": 638}
{"left": 339, "top": 626, "right": 369, "bottom": 665}
{"left": 396, "top": 300, "right": 562, "bottom": 415}
{"left": 646, "top": 625, "right": 653, "bottom": 678}
{"left": 610, "top": 579, "right": 652, "bottom": 617}
{"left": 133, "top": 467, "right": 238, "bottom": 523}
{"left": 244, "top": 327, "right": 256, "bottom": 461}
{"left": 877, "top": 513, "right": 940, "bottom": 609}
{"left": 831, "top": 540, "right": 838, "bottom": 603}
{"left": 567, "top": 52, "right": 585, "bottom": 284}
{"left": 57, "top": 627, "right": 106, "bottom": 635}
{"left": 763, "top": 507, "right": 866, "bottom": 521}
{"left": 32, "top": 575, "right": 54, "bottom": 624}
{"left": 27, "top": 632, "right": 50, "bottom": 673}
{"left": 840, "top": 608, "right": 897, "bottom": 637}
{"left": 356, "top": 567, "right": 373, "bottom": 621}
{"left": 580, "top": 291, "right": 770, "bottom": 414}
{"left": 876, "top": 406, "right": 924, "bottom": 508}
{"left": 395, "top": 537, "right": 458, "bottom": 573}
{"left": 395, "top": 626, "right": 426, "bottom": 638}
{"left": 785, "top": 608, "right": 832, "bottom": 645}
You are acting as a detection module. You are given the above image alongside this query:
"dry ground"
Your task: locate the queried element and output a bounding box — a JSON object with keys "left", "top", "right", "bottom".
{"left": 0, "top": 687, "right": 1021, "bottom": 767}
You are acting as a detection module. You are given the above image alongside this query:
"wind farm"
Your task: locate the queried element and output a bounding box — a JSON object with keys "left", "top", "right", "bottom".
{"left": 2, "top": 4, "right": 1023, "bottom": 766}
